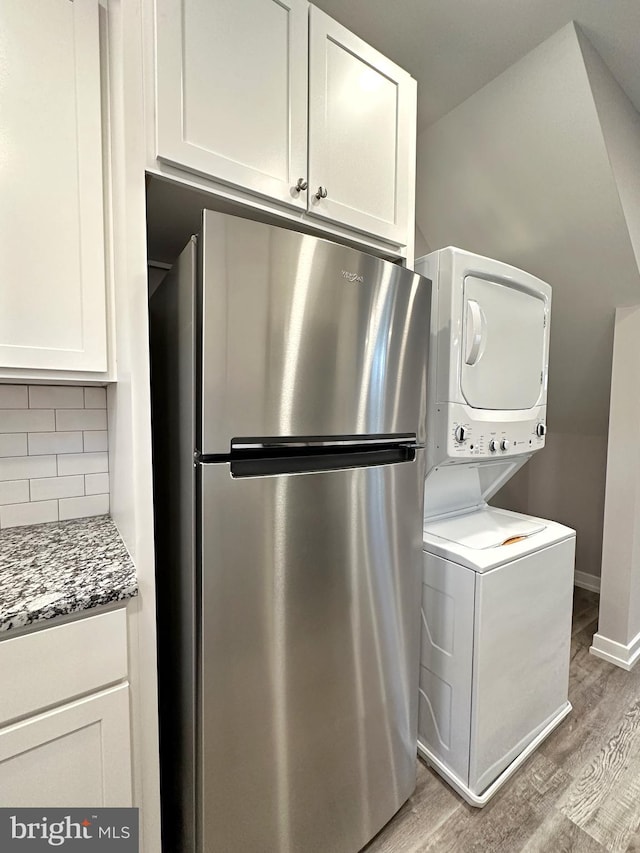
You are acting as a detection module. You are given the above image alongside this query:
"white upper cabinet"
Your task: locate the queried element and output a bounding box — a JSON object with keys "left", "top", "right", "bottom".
{"left": 152, "top": 1, "right": 417, "bottom": 248}
{"left": 155, "top": 0, "right": 309, "bottom": 209}
{"left": 0, "top": 0, "right": 108, "bottom": 373}
{"left": 307, "top": 7, "right": 416, "bottom": 245}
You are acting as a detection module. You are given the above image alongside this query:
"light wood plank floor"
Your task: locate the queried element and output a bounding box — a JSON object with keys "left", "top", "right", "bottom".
{"left": 364, "top": 589, "right": 640, "bottom": 853}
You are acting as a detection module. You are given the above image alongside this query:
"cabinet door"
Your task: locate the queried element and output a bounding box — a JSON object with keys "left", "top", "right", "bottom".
{"left": 308, "top": 7, "right": 416, "bottom": 246}
{"left": 0, "top": 685, "right": 132, "bottom": 807}
{"left": 0, "top": 0, "right": 107, "bottom": 372}
{"left": 155, "top": 0, "right": 309, "bottom": 209}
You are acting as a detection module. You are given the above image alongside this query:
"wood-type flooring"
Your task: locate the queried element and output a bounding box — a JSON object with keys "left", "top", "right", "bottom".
{"left": 364, "top": 588, "right": 640, "bottom": 853}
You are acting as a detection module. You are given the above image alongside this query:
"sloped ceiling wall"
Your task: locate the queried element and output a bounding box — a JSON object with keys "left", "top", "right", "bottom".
{"left": 312, "top": 0, "right": 640, "bottom": 132}
{"left": 415, "top": 22, "right": 640, "bottom": 577}
{"left": 578, "top": 29, "right": 640, "bottom": 273}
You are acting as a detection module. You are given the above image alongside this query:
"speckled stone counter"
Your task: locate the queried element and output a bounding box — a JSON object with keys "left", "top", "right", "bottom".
{"left": 0, "top": 515, "right": 137, "bottom": 633}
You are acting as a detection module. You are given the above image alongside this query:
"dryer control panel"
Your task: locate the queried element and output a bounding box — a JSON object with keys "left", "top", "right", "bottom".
{"left": 448, "top": 419, "right": 545, "bottom": 459}
{"left": 428, "top": 402, "right": 547, "bottom": 468}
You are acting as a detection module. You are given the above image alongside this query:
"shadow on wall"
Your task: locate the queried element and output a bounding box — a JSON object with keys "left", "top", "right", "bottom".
{"left": 492, "top": 432, "right": 607, "bottom": 584}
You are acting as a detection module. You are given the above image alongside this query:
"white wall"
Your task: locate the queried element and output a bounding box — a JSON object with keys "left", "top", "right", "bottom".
{"left": 579, "top": 29, "right": 640, "bottom": 271}
{"left": 493, "top": 433, "right": 608, "bottom": 584}
{"left": 592, "top": 307, "right": 640, "bottom": 664}
{"left": 415, "top": 22, "right": 640, "bottom": 579}
{"left": 574, "top": 30, "right": 640, "bottom": 662}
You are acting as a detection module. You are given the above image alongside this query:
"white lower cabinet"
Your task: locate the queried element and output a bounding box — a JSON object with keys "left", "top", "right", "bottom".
{"left": 0, "top": 685, "right": 132, "bottom": 807}
{"left": 0, "top": 608, "right": 132, "bottom": 807}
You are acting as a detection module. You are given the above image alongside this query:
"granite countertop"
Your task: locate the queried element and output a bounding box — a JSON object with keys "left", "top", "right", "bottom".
{"left": 0, "top": 515, "right": 137, "bottom": 633}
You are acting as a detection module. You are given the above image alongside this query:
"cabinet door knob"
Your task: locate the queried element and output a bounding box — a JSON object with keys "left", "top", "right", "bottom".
{"left": 295, "top": 178, "right": 308, "bottom": 192}
{"left": 314, "top": 186, "right": 328, "bottom": 200}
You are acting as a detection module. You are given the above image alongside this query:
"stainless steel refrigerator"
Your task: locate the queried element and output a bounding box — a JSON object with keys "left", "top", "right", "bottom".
{"left": 149, "top": 210, "right": 430, "bottom": 853}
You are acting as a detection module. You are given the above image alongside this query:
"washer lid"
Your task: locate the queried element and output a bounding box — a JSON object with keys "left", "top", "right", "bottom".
{"left": 425, "top": 506, "right": 546, "bottom": 550}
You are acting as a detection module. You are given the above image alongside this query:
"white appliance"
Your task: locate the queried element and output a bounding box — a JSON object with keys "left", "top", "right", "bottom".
{"left": 414, "top": 247, "right": 575, "bottom": 807}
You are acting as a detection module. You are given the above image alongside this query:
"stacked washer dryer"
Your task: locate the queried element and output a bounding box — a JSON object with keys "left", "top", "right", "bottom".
{"left": 414, "top": 247, "right": 576, "bottom": 807}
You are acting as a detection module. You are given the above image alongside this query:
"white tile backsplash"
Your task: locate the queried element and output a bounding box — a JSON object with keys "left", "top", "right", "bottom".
{"left": 0, "top": 455, "right": 57, "bottom": 482}
{"left": 55, "top": 408, "right": 107, "bottom": 432}
{"left": 59, "top": 493, "right": 109, "bottom": 521}
{"left": 83, "top": 430, "right": 108, "bottom": 452}
{"left": 29, "top": 386, "right": 84, "bottom": 409}
{"left": 0, "top": 386, "right": 27, "bottom": 408}
{"left": 0, "top": 500, "right": 58, "bottom": 528}
{"left": 28, "top": 431, "right": 83, "bottom": 456}
{"left": 58, "top": 451, "right": 108, "bottom": 476}
{"left": 0, "top": 385, "right": 110, "bottom": 529}
{"left": 30, "top": 475, "right": 85, "bottom": 502}
{"left": 0, "top": 409, "right": 55, "bottom": 434}
{"left": 0, "top": 434, "right": 27, "bottom": 458}
{"left": 0, "top": 480, "right": 30, "bottom": 506}
{"left": 85, "top": 472, "right": 109, "bottom": 495}
{"left": 84, "top": 387, "right": 107, "bottom": 409}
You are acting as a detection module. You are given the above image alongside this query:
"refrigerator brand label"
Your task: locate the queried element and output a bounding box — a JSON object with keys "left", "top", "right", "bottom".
{"left": 0, "top": 809, "right": 138, "bottom": 851}
{"left": 341, "top": 270, "right": 364, "bottom": 283}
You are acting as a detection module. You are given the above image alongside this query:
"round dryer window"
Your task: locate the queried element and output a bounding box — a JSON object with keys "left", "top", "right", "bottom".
{"left": 461, "top": 276, "right": 547, "bottom": 410}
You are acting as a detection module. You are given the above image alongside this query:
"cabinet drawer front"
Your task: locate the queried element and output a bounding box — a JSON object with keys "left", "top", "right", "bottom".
{"left": 0, "top": 608, "right": 127, "bottom": 726}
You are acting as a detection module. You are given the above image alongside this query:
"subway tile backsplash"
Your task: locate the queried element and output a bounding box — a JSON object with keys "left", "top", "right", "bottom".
{"left": 0, "top": 409, "right": 55, "bottom": 433}
{"left": 57, "top": 451, "right": 108, "bottom": 476}
{"left": 0, "top": 385, "right": 109, "bottom": 529}
{"left": 27, "top": 431, "right": 83, "bottom": 456}
{"left": 55, "top": 408, "right": 107, "bottom": 431}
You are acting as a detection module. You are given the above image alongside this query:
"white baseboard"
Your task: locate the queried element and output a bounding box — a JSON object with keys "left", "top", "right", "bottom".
{"left": 574, "top": 571, "right": 601, "bottom": 593}
{"left": 590, "top": 628, "right": 640, "bottom": 670}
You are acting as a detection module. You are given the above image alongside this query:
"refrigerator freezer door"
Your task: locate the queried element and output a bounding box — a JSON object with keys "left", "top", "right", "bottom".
{"left": 199, "top": 211, "right": 430, "bottom": 454}
{"left": 198, "top": 453, "right": 425, "bottom": 853}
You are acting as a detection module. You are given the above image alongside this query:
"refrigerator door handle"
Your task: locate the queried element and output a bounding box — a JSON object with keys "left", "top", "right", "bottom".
{"left": 232, "top": 434, "right": 419, "bottom": 451}
{"left": 229, "top": 445, "right": 417, "bottom": 478}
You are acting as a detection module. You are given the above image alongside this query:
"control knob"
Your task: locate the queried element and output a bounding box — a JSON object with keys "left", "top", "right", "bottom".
{"left": 455, "top": 426, "right": 468, "bottom": 443}
{"left": 489, "top": 439, "right": 499, "bottom": 453}
{"left": 536, "top": 423, "right": 547, "bottom": 437}
{"left": 501, "top": 439, "right": 510, "bottom": 451}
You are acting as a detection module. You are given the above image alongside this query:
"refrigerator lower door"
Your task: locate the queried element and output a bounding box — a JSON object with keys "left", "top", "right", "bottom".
{"left": 198, "top": 454, "right": 424, "bottom": 853}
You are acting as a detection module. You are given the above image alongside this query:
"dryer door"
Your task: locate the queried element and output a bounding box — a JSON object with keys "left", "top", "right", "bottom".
{"left": 460, "top": 277, "right": 546, "bottom": 410}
